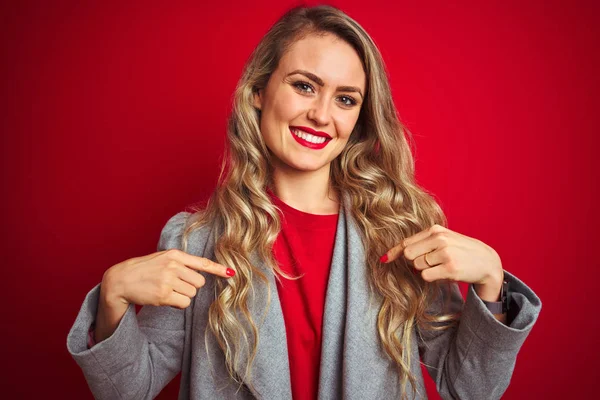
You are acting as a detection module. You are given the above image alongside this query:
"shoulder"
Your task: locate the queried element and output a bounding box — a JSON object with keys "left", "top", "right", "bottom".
{"left": 157, "top": 212, "right": 191, "bottom": 251}
{"left": 157, "top": 211, "right": 215, "bottom": 256}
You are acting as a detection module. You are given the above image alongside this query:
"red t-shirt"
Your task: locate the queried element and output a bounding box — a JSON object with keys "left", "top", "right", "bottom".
{"left": 268, "top": 190, "right": 339, "bottom": 400}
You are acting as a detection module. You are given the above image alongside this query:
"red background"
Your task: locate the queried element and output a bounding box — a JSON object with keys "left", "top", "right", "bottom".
{"left": 2, "top": 0, "right": 598, "bottom": 398}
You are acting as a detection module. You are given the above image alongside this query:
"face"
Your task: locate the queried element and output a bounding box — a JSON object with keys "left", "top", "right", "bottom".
{"left": 253, "top": 32, "right": 366, "bottom": 173}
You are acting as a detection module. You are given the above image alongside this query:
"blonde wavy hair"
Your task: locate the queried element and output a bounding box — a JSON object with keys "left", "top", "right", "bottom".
{"left": 181, "top": 4, "right": 459, "bottom": 399}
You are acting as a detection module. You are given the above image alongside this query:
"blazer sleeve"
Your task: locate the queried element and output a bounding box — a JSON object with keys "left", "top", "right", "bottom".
{"left": 416, "top": 269, "right": 542, "bottom": 400}
{"left": 66, "top": 212, "right": 191, "bottom": 400}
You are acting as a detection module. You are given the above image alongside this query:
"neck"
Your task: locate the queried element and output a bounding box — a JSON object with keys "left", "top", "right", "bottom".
{"left": 269, "top": 162, "right": 340, "bottom": 215}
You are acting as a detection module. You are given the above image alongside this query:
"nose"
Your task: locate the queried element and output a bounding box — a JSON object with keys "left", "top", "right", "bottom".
{"left": 307, "top": 96, "right": 331, "bottom": 126}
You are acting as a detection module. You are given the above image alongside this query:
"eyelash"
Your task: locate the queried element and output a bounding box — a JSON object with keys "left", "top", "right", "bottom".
{"left": 292, "top": 81, "right": 358, "bottom": 107}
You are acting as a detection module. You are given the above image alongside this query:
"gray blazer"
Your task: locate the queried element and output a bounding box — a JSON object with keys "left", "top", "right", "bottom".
{"left": 67, "top": 194, "right": 542, "bottom": 399}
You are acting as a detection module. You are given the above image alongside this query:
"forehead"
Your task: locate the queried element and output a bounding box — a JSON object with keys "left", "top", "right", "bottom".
{"left": 278, "top": 33, "right": 366, "bottom": 90}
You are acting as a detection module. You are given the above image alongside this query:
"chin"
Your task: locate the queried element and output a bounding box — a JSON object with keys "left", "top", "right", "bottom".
{"left": 285, "top": 158, "right": 328, "bottom": 172}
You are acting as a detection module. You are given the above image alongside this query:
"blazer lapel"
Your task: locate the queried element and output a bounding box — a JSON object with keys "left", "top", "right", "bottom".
{"left": 318, "top": 194, "right": 349, "bottom": 397}
{"left": 232, "top": 254, "right": 293, "bottom": 399}
{"left": 318, "top": 193, "right": 400, "bottom": 400}
{"left": 197, "top": 218, "right": 292, "bottom": 399}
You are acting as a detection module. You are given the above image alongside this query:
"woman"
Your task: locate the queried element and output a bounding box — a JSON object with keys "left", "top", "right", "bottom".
{"left": 67, "top": 5, "right": 541, "bottom": 400}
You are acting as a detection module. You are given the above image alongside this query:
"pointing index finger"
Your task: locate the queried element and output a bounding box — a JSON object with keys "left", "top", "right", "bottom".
{"left": 172, "top": 251, "right": 235, "bottom": 278}
{"left": 380, "top": 228, "right": 433, "bottom": 264}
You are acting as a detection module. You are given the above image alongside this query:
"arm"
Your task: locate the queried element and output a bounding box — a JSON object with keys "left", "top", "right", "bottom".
{"left": 473, "top": 269, "right": 507, "bottom": 325}
{"left": 66, "top": 212, "right": 191, "bottom": 400}
{"left": 417, "top": 269, "right": 542, "bottom": 400}
{"left": 93, "top": 271, "right": 131, "bottom": 344}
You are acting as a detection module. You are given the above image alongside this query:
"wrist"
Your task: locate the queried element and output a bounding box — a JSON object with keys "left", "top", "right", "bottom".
{"left": 474, "top": 268, "right": 504, "bottom": 302}
{"left": 100, "top": 268, "right": 129, "bottom": 307}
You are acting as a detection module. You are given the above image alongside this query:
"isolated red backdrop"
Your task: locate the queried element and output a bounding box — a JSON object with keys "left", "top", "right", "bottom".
{"left": 2, "top": 0, "right": 598, "bottom": 399}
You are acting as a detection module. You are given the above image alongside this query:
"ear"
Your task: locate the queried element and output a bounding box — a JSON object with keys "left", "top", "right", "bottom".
{"left": 253, "top": 89, "right": 263, "bottom": 111}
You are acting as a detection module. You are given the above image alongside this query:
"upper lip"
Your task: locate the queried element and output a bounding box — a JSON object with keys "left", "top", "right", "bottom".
{"left": 290, "top": 126, "right": 332, "bottom": 140}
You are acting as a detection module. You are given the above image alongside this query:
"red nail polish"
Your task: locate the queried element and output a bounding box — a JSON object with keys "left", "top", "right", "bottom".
{"left": 379, "top": 254, "right": 388, "bottom": 263}
{"left": 226, "top": 268, "right": 236, "bottom": 277}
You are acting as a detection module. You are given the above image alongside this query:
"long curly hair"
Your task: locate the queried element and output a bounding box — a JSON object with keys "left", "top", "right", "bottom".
{"left": 181, "top": 5, "right": 459, "bottom": 399}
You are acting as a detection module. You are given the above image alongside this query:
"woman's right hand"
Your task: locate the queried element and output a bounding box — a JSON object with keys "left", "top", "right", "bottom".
{"left": 94, "top": 249, "right": 235, "bottom": 344}
{"left": 102, "top": 249, "right": 235, "bottom": 309}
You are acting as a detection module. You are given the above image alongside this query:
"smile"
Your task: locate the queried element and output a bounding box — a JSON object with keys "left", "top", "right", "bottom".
{"left": 289, "top": 127, "right": 332, "bottom": 150}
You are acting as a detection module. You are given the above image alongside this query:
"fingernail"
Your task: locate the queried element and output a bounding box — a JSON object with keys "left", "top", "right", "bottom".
{"left": 379, "top": 254, "right": 388, "bottom": 263}
{"left": 226, "top": 268, "right": 236, "bottom": 277}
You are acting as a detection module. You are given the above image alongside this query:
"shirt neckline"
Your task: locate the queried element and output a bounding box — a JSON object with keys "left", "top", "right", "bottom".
{"left": 267, "top": 188, "right": 339, "bottom": 229}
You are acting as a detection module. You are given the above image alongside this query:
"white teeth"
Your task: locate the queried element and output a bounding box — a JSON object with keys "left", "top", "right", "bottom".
{"left": 291, "top": 128, "right": 326, "bottom": 144}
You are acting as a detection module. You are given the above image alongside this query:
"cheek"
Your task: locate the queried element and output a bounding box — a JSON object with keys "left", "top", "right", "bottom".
{"left": 268, "top": 90, "right": 302, "bottom": 122}
{"left": 336, "top": 113, "right": 360, "bottom": 140}
{"left": 260, "top": 92, "right": 301, "bottom": 148}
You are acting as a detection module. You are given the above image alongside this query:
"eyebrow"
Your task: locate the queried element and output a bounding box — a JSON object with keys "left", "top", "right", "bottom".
{"left": 286, "top": 69, "right": 364, "bottom": 99}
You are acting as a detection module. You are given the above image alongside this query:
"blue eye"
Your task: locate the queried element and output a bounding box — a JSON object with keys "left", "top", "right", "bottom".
{"left": 338, "top": 96, "right": 357, "bottom": 106}
{"left": 293, "top": 81, "right": 314, "bottom": 93}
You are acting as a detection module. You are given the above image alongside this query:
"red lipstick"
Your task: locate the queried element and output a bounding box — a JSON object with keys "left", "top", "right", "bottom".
{"left": 290, "top": 126, "right": 332, "bottom": 139}
{"left": 289, "top": 126, "right": 332, "bottom": 150}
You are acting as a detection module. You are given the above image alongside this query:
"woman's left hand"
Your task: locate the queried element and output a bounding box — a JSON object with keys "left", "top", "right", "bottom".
{"left": 380, "top": 224, "right": 505, "bottom": 301}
